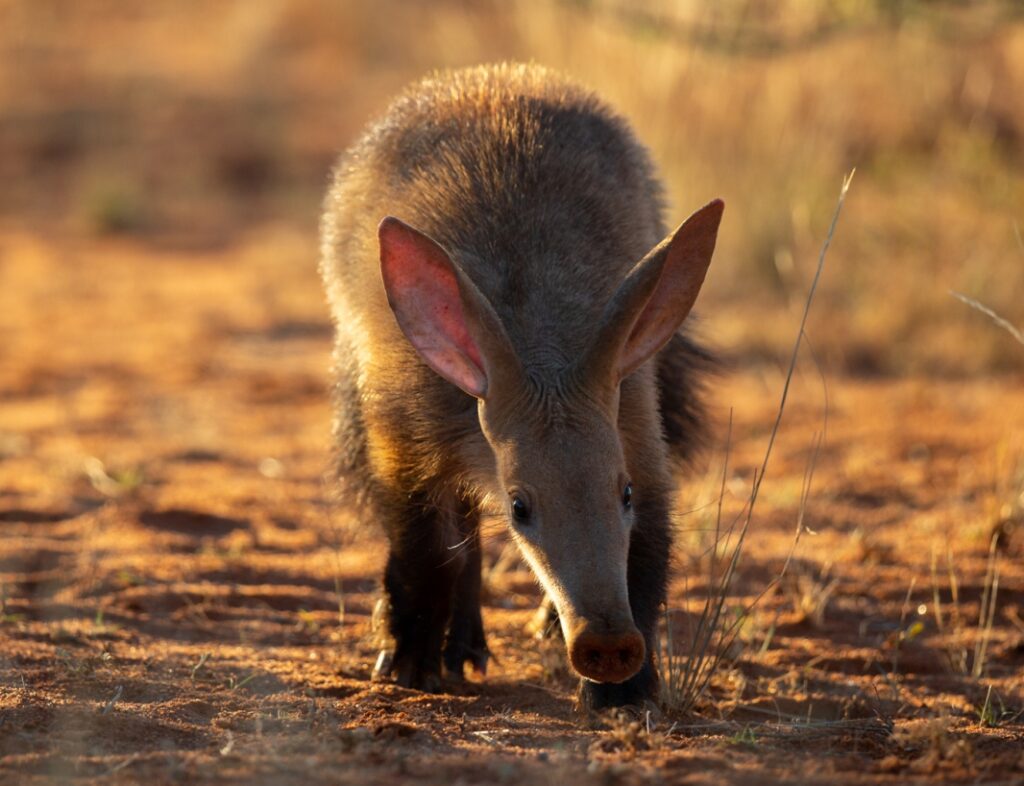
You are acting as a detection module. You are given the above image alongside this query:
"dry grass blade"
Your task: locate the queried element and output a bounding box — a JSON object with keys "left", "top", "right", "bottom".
{"left": 929, "top": 535, "right": 1002, "bottom": 678}
{"left": 950, "top": 291, "right": 1024, "bottom": 347}
{"left": 973, "top": 534, "right": 1001, "bottom": 680}
{"left": 659, "top": 171, "right": 854, "bottom": 715}
{"left": 102, "top": 684, "right": 124, "bottom": 714}
{"left": 930, "top": 546, "right": 967, "bottom": 674}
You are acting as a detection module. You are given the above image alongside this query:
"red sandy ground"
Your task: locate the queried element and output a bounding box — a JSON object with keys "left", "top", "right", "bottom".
{"left": 1, "top": 229, "right": 1022, "bottom": 784}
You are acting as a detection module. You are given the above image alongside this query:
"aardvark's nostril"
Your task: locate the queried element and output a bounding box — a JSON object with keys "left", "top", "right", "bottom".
{"left": 569, "top": 627, "right": 645, "bottom": 684}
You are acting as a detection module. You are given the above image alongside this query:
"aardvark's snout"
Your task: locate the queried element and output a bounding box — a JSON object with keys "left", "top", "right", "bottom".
{"left": 568, "top": 624, "right": 645, "bottom": 684}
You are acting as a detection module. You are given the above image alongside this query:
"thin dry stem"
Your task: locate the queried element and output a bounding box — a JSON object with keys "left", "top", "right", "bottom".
{"left": 973, "top": 534, "right": 1002, "bottom": 679}
{"left": 950, "top": 290, "right": 1024, "bottom": 347}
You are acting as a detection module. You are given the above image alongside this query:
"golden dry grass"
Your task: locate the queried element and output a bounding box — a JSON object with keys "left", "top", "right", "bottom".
{"left": 2, "top": 0, "right": 1023, "bottom": 371}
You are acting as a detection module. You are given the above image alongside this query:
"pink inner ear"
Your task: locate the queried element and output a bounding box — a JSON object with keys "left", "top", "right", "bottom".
{"left": 386, "top": 240, "right": 483, "bottom": 370}
{"left": 379, "top": 218, "right": 487, "bottom": 397}
{"left": 622, "top": 254, "right": 704, "bottom": 361}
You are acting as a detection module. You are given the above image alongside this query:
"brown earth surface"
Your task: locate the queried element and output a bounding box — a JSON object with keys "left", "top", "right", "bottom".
{"left": 1, "top": 229, "right": 1023, "bottom": 785}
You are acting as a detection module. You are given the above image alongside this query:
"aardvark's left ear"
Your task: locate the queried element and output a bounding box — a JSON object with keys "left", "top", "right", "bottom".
{"left": 580, "top": 199, "right": 723, "bottom": 383}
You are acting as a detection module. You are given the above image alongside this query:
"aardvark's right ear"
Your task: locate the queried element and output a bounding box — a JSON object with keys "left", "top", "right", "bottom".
{"left": 378, "top": 217, "right": 520, "bottom": 399}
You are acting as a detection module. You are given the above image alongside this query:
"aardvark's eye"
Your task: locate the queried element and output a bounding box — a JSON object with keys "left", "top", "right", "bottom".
{"left": 510, "top": 494, "right": 531, "bottom": 522}
{"left": 622, "top": 482, "right": 633, "bottom": 509}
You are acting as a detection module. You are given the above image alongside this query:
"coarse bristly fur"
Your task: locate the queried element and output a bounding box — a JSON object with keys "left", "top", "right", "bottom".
{"left": 320, "top": 62, "right": 715, "bottom": 708}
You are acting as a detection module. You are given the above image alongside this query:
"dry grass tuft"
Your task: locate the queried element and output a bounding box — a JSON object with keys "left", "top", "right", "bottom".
{"left": 658, "top": 171, "right": 853, "bottom": 716}
{"left": 929, "top": 536, "right": 1002, "bottom": 679}
{"left": 783, "top": 560, "right": 838, "bottom": 629}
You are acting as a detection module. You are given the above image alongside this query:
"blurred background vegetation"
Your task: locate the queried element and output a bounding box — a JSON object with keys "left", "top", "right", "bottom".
{"left": 3, "top": 0, "right": 1023, "bottom": 374}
